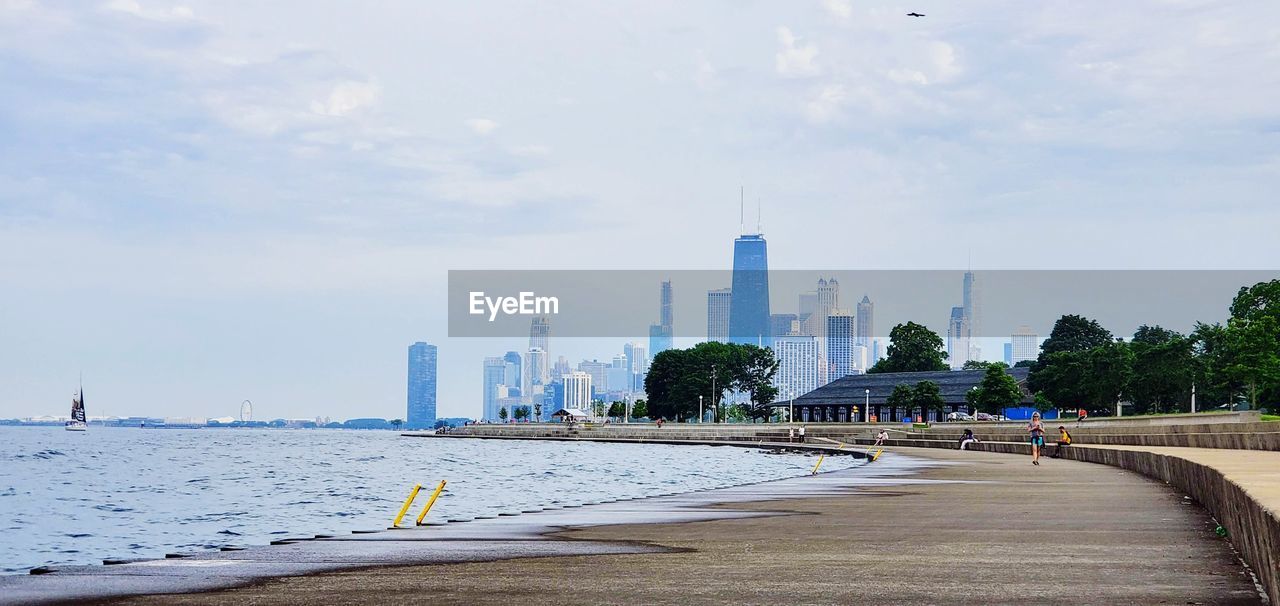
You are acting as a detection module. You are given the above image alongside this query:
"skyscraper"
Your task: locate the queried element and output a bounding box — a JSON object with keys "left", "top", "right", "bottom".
{"left": 772, "top": 336, "right": 820, "bottom": 401}
{"left": 826, "top": 314, "right": 855, "bottom": 381}
{"left": 771, "top": 313, "right": 800, "bottom": 338}
{"left": 563, "top": 371, "right": 592, "bottom": 412}
{"left": 856, "top": 295, "right": 874, "bottom": 346}
{"left": 529, "top": 316, "right": 550, "bottom": 357}
{"left": 503, "top": 351, "right": 522, "bottom": 397}
{"left": 1004, "top": 342, "right": 1013, "bottom": 365}
{"left": 482, "top": 357, "right": 506, "bottom": 421}
{"left": 947, "top": 306, "right": 970, "bottom": 369}
{"left": 524, "top": 347, "right": 547, "bottom": 398}
{"left": 1011, "top": 325, "right": 1039, "bottom": 364}
{"left": 648, "top": 281, "right": 674, "bottom": 356}
{"left": 406, "top": 342, "right": 438, "bottom": 429}
{"left": 797, "top": 292, "right": 817, "bottom": 336}
{"left": 623, "top": 342, "right": 648, "bottom": 390}
{"left": 962, "top": 271, "right": 981, "bottom": 361}
{"left": 728, "top": 234, "right": 770, "bottom": 347}
{"left": 707, "top": 288, "right": 732, "bottom": 343}
{"left": 814, "top": 277, "right": 839, "bottom": 338}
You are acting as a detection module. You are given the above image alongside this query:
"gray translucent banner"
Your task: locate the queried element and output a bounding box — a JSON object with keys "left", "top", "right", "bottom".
{"left": 448, "top": 270, "right": 1278, "bottom": 340}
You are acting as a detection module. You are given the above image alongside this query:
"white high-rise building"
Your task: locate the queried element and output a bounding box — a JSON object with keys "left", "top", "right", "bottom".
{"left": 814, "top": 277, "right": 839, "bottom": 338}
{"left": 1011, "top": 325, "right": 1039, "bottom": 364}
{"left": 707, "top": 288, "right": 732, "bottom": 343}
{"left": 947, "top": 306, "right": 971, "bottom": 369}
{"left": 564, "top": 371, "right": 592, "bottom": 412}
{"left": 482, "top": 357, "right": 506, "bottom": 421}
{"left": 856, "top": 295, "right": 874, "bottom": 346}
{"left": 826, "top": 313, "right": 855, "bottom": 381}
{"left": 525, "top": 347, "right": 548, "bottom": 398}
{"left": 772, "top": 336, "right": 821, "bottom": 401}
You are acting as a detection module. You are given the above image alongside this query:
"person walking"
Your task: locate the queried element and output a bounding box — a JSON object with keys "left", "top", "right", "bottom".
{"left": 1027, "top": 411, "right": 1045, "bottom": 465}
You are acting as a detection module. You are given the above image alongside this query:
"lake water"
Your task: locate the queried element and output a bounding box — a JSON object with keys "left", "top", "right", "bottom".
{"left": 0, "top": 427, "right": 862, "bottom": 572}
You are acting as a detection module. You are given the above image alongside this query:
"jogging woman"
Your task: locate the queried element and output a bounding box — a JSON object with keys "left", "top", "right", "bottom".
{"left": 1027, "top": 411, "right": 1045, "bottom": 465}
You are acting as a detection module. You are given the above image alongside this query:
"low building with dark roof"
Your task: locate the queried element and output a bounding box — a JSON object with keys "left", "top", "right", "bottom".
{"left": 771, "top": 367, "right": 1032, "bottom": 423}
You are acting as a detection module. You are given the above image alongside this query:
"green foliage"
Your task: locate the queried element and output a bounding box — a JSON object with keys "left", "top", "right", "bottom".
{"left": 1128, "top": 326, "right": 1195, "bottom": 414}
{"left": 1029, "top": 336, "right": 1133, "bottom": 415}
{"left": 643, "top": 342, "right": 779, "bottom": 422}
{"left": 1013, "top": 359, "right": 1036, "bottom": 368}
{"left": 607, "top": 401, "right": 626, "bottom": 419}
{"left": 1221, "top": 281, "right": 1280, "bottom": 408}
{"left": 1039, "top": 315, "right": 1113, "bottom": 356}
{"left": 498, "top": 407, "right": 508, "bottom": 422}
{"left": 533, "top": 403, "right": 543, "bottom": 421}
{"left": 868, "top": 322, "right": 948, "bottom": 373}
{"left": 513, "top": 406, "right": 530, "bottom": 421}
{"left": 963, "top": 360, "right": 1009, "bottom": 370}
{"left": 967, "top": 365, "right": 1025, "bottom": 414}
{"left": 886, "top": 380, "right": 945, "bottom": 418}
{"left": 631, "top": 399, "right": 648, "bottom": 419}
{"left": 390, "top": 418, "right": 403, "bottom": 429}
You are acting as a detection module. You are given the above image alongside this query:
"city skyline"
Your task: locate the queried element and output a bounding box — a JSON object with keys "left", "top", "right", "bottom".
{"left": 5, "top": 2, "right": 1279, "bottom": 420}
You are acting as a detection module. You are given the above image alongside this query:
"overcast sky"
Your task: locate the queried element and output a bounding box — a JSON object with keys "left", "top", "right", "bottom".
{"left": 3, "top": 1, "right": 1279, "bottom": 420}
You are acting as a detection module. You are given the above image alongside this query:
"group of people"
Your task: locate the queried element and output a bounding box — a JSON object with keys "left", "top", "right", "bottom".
{"left": 952, "top": 411, "right": 1073, "bottom": 465}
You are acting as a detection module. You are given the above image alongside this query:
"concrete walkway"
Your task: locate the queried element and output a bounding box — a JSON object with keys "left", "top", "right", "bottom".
{"left": 107, "top": 447, "right": 1263, "bottom": 606}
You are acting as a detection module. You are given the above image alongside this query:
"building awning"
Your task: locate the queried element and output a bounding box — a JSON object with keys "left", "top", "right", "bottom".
{"left": 551, "top": 408, "right": 590, "bottom": 419}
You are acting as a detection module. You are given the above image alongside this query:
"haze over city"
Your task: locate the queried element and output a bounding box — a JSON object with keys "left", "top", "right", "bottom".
{"left": 3, "top": 1, "right": 1279, "bottom": 421}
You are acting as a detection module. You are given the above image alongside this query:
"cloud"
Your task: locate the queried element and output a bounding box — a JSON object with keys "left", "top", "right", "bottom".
{"left": 821, "top": 0, "right": 852, "bottom": 20}
{"left": 775, "top": 26, "right": 820, "bottom": 78}
{"left": 803, "top": 84, "right": 847, "bottom": 123}
{"left": 310, "top": 80, "right": 380, "bottom": 117}
{"left": 105, "top": 0, "right": 195, "bottom": 22}
{"left": 465, "top": 118, "right": 499, "bottom": 135}
{"left": 694, "top": 50, "right": 718, "bottom": 90}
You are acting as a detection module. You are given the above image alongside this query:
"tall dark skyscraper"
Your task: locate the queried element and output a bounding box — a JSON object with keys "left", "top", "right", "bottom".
{"left": 648, "top": 280, "right": 673, "bottom": 356}
{"left": 406, "top": 342, "right": 438, "bottom": 429}
{"left": 856, "top": 295, "right": 874, "bottom": 346}
{"left": 728, "top": 233, "right": 771, "bottom": 348}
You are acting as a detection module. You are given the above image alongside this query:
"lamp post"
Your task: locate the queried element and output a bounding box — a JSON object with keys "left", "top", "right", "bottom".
{"left": 699, "top": 395, "right": 704, "bottom": 424}
{"left": 710, "top": 363, "right": 717, "bottom": 424}
{"left": 864, "top": 389, "right": 870, "bottom": 423}
{"left": 1191, "top": 383, "right": 1197, "bottom": 414}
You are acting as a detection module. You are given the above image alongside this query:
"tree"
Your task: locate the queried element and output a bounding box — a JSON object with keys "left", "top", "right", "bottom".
{"left": 631, "top": 399, "right": 648, "bottom": 419}
{"left": 966, "top": 365, "right": 1025, "bottom": 415}
{"left": 644, "top": 342, "right": 779, "bottom": 422}
{"left": 390, "top": 418, "right": 403, "bottom": 430}
{"left": 868, "top": 322, "right": 948, "bottom": 373}
{"left": 1013, "top": 359, "right": 1036, "bottom": 368}
{"left": 533, "top": 403, "right": 543, "bottom": 422}
{"left": 885, "top": 381, "right": 944, "bottom": 421}
{"left": 912, "top": 380, "right": 946, "bottom": 421}
{"left": 1220, "top": 280, "right": 1280, "bottom": 409}
{"left": 1039, "top": 315, "right": 1113, "bottom": 356}
{"left": 513, "top": 406, "right": 529, "bottom": 422}
{"left": 963, "top": 360, "right": 1009, "bottom": 370}
{"left": 607, "top": 401, "right": 626, "bottom": 420}
{"left": 498, "top": 407, "right": 508, "bottom": 422}
{"left": 1128, "top": 326, "right": 1195, "bottom": 414}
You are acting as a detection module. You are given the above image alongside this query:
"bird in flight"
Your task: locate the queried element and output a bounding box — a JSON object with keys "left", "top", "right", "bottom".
{"left": 907, "top": 12, "right": 925, "bottom": 17}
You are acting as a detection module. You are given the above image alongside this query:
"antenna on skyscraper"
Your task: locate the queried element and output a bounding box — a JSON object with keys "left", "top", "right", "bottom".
{"left": 757, "top": 198, "right": 762, "bottom": 234}
{"left": 739, "top": 186, "right": 744, "bottom": 235}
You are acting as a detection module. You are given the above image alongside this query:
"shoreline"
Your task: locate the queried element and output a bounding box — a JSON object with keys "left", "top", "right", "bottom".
{"left": 0, "top": 450, "right": 900, "bottom": 605}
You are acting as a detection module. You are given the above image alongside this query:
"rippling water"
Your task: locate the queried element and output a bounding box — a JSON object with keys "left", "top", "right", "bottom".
{"left": 0, "top": 426, "right": 860, "bottom": 572}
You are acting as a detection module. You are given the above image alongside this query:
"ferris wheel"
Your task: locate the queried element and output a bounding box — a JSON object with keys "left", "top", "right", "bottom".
{"left": 240, "top": 400, "right": 253, "bottom": 423}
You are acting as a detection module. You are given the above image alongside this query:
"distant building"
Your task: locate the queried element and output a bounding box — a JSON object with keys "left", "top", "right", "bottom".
{"left": 482, "top": 357, "right": 506, "bottom": 421}
{"left": 707, "top": 288, "right": 732, "bottom": 343}
{"left": 1011, "top": 325, "right": 1039, "bottom": 364}
{"left": 525, "top": 347, "right": 547, "bottom": 399}
{"left": 729, "top": 234, "right": 771, "bottom": 347}
{"left": 529, "top": 316, "right": 550, "bottom": 357}
{"left": 577, "top": 360, "right": 608, "bottom": 394}
{"left": 406, "top": 342, "right": 438, "bottom": 430}
{"left": 503, "top": 351, "right": 522, "bottom": 396}
{"left": 772, "top": 367, "right": 1033, "bottom": 423}
{"left": 563, "top": 371, "right": 592, "bottom": 412}
{"left": 856, "top": 295, "right": 874, "bottom": 346}
{"left": 1003, "top": 342, "right": 1013, "bottom": 365}
{"left": 798, "top": 292, "right": 817, "bottom": 335}
{"left": 624, "top": 342, "right": 648, "bottom": 390}
{"left": 648, "top": 281, "right": 674, "bottom": 356}
{"left": 813, "top": 277, "right": 839, "bottom": 338}
{"left": 826, "top": 314, "right": 855, "bottom": 381}
{"left": 772, "top": 336, "right": 821, "bottom": 404}
{"left": 947, "top": 306, "right": 970, "bottom": 369}
{"left": 771, "top": 313, "right": 800, "bottom": 338}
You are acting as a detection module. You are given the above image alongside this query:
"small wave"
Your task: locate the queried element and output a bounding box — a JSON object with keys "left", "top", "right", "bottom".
{"left": 93, "top": 504, "right": 135, "bottom": 513}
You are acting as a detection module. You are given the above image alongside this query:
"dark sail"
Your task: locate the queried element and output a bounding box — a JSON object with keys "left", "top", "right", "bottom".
{"left": 72, "top": 390, "right": 86, "bottom": 424}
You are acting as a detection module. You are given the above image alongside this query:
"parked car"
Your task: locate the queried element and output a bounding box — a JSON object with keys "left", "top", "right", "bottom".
{"left": 975, "top": 412, "right": 994, "bottom": 421}
{"left": 946, "top": 412, "right": 974, "bottom": 421}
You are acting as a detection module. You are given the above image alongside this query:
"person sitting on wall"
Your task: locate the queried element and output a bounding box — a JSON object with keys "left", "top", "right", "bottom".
{"left": 959, "top": 428, "right": 979, "bottom": 450}
{"left": 1051, "top": 426, "right": 1072, "bottom": 458}
{"left": 874, "top": 429, "right": 889, "bottom": 446}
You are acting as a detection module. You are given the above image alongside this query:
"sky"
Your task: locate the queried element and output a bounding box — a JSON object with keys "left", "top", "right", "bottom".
{"left": 2, "top": 0, "right": 1279, "bottom": 420}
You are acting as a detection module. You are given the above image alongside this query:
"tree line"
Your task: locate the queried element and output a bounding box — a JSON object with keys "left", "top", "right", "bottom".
{"left": 643, "top": 342, "right": 779, "bottom": 422}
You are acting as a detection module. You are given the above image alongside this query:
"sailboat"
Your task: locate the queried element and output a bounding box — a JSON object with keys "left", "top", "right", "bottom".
{"left": 65, "top": 387, "right": 86, "bottom": 432}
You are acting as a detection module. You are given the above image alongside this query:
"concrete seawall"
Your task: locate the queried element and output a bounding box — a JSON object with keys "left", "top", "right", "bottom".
{"left": 870, "top": 437, "right": 1280, "bottom": 605}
